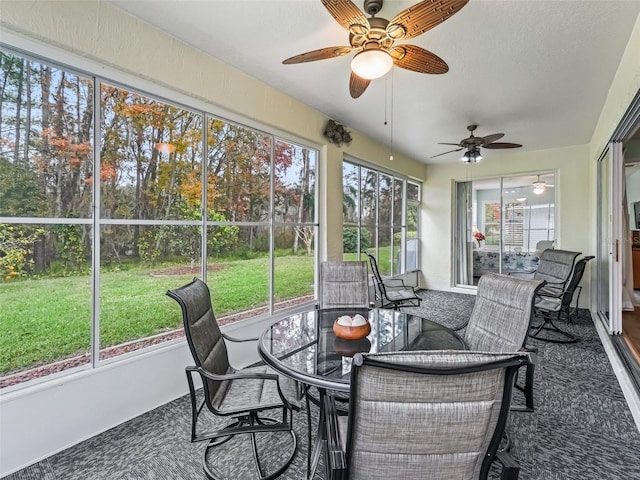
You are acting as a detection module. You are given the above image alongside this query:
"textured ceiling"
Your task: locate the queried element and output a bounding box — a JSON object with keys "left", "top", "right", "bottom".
{"left": 108, "top": 0, "right": 640, "bottom": 165}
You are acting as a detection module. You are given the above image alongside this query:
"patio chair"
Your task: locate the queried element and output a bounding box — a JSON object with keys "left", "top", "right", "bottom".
{"left": 316, "top": 261, "right": 371, "bottom": 415}
{"left": 319, "top": 261, "right": 370, "bottom": 309}
{"left": 364, "top": 252, "right": 421, "bottom": 310}
{"left": 463, "top": 273, "right": 543, "bottom": 412}
{"left": 524, "top": 249, "right": 581, "bottom": 295}
{"left": 166, "top": 278, "right": 296, "bottom": 480}
{"left": 535, "top": 240, "right": 554, "bottom": 255}
{"left": 531, "top": 255, "right": 595, "bottom": 343}
{"left": 324, "top": 350, "right": 532, "bottom": 480}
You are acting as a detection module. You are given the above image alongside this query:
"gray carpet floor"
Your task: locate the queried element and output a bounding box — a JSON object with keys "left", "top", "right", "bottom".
{"left": 6, "top": 289, "right": 640, "bottom": 480}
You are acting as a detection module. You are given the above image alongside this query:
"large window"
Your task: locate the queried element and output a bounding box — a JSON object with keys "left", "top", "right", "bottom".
{"left": 342, "top": 160, "right": 420, "bottom": 275}
{"left": 454, "top": 173, "right": 555, "bottom": 286}
{"left": 0, "top": 49, "right": 317, "bottom": 387}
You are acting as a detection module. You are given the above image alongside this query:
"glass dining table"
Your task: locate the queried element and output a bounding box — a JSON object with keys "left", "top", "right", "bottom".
{"left": 258, "top": 307, "right": 467, "bottom": 393}
{"left": 258, "top": 307, "right": 467, "bottom": 479}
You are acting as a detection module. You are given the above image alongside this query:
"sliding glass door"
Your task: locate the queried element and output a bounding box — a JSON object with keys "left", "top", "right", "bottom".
{"left": 454, "top": 173, "right": 556, "bottom": 286}
{"left": 597, "top": 143, "right": 623, "bottom": 334}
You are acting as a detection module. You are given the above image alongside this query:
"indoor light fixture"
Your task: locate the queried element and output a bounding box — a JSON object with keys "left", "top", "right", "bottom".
{"left": 462, "top": 149, "right": 482, "bottom": 163}
{"left": 351, "top": 44, "right": 393, "bottom": 80}
{"left": 532, "top": 174, "right": 546, "bottom": 194}
{"left": 533, "top": 183, "right": 545, "bottom": 195}
{"left": 516, "top": 197, "right": 527, "bottom": 202}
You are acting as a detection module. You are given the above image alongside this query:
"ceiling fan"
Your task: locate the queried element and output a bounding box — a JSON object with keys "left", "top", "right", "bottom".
{"left": 532, "top": 174, "right": 554, "bottom": 194}
{"left": 282, "top": 0, "right": 469, "bottom": 98}
{"left": 432, "top": 124, "right": 523, "bottom": 162}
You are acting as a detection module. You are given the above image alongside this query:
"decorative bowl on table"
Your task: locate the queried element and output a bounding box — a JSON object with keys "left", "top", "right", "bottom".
{"left": 333, "top": 314, "right": 371, "bottom": 340}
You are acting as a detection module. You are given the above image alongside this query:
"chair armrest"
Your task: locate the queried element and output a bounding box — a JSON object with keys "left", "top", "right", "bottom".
{"left": 324, "top": 394, "right": 347, "bottom": 479}
{"left": 383, "top": 279, "right": 419, "bottom": 296}
{"left": 536, "top": 282, "right": 565, "bottom": 299}
{"left": 187, "top": 366, "right": 296, "bottom": 411}
{"left": 382, "top": 278, "right": 408, "bottom": 289}
{"left": 187, "top": 365, "right": 279, "bottom": 383}
{"left": 221, "top": 331, "right": 259, "bottom": 343}
{"left": 518, "top": 349, "right": 537, "bottom": 367}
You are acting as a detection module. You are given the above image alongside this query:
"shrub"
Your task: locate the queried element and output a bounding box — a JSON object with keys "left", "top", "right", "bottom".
{"left": 343, "top": 227, "right": 371, "bottom": 253}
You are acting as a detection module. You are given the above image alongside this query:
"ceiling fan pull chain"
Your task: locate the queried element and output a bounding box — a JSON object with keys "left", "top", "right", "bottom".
{"left": 389, "top": 70, "right": 394, "bottom": 160}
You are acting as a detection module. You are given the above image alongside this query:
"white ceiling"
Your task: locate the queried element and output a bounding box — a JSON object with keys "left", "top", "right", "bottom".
{"left": 108, "top": 0, "right": 640, "bottom": 165}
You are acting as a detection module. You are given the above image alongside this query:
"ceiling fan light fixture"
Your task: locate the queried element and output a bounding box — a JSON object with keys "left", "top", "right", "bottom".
{"left": 461, "top": 150, "right": 482, "bottom": 163}
{"left": 532, "top": 183, "right": 546, "bottom": 195}
{"left": 351, "top": 47, "right": 393, "bottom": 80}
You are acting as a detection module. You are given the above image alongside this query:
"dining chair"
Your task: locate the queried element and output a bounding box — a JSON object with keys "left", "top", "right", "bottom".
{"left": 364, "top": 252, "right": 421, "bottom": 309}
{"left": 166, "top": 278, "right": 297, "bottom": 480}
{"left": 463, "top": 273, "right": 543, "bottom": 412}
{"left": 316, "top": 261, "right": 370, "bottom": 419}
{"left": 324, "top": 350, "right": 532, "bottom": 480}
{"left": 319, "top": 261, "right": 370, "bottom": 309}
{"left": 531, "top": 255, "right": 595, "bottom": 343}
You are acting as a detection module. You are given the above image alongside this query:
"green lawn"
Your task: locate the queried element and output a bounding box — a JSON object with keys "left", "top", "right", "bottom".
{"left": 0, "top": 255, "right": 314, "bottom": 374}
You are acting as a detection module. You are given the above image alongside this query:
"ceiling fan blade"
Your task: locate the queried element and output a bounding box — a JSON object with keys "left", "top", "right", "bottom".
{"left": 479, "top": 133, "right": 504, "bottom": 145}
{"left": 349, "top": 72, "right": 371, "bottom": 98}
{"left": 387, "top": 0, "right": 470, "bottom": 40}
{"left": 431, "top": 147, "right": 463, "bottom": 158}
{"left": 283, "top": 46, "right": 353, "bottom": 64}
{"left": 321, "top": 0, "right": 369, "bottom": 32}
{"left": 483, "top": 142, "right": 523, "bottom": 149}
{"left": 438, "top": 142, "right": 461, "bottom": 146}
{"left": 390, "top": 45, "right": 448, "bottom": 74}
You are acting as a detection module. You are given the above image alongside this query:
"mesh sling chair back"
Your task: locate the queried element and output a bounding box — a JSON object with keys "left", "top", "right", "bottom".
{"left": 166, "top": 278, "right": 296, "bottom": 480}
{"left": 325, "top": 350, "right": 532, "bottom": 480}
{"left": 320, "top": 261, "right": 370, "bottom": 309}
{"left": 530, "top": 249, "right": 581, "bottom": 297}
{"left": 464, "top": 273, "right": 543, "bottom": 412}
{"left": 531, "top": 255, "right": 595, "bottom": 343}
{"left": 364, "top": 252, "right": 421, "bottom": 309}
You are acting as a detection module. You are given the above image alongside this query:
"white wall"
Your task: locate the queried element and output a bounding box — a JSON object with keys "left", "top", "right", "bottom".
{"left": 0, "top": 342, "right": 193, "bottom": 475}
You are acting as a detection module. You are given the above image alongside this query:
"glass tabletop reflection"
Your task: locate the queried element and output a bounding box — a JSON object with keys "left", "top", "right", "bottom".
{"left": 258, "top": 307, "right": 467, "bottom": 393}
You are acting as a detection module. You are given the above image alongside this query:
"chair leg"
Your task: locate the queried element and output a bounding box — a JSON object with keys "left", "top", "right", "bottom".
{"left": 496, "top": 450, "right": 520, "bottom": 480}
{"left": 511, "top": 362, "right": 535, "bottom": 412}
{"left": 529, "top": 312, "right": 578, "bottom": 344}
{"left": 201, "top": 413, "right": 297, "bottom": 480}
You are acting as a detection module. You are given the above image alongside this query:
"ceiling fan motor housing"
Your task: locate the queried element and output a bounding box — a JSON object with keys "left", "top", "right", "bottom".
{"left": 364, "top": 0, "right": 383, "bottom": 15}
